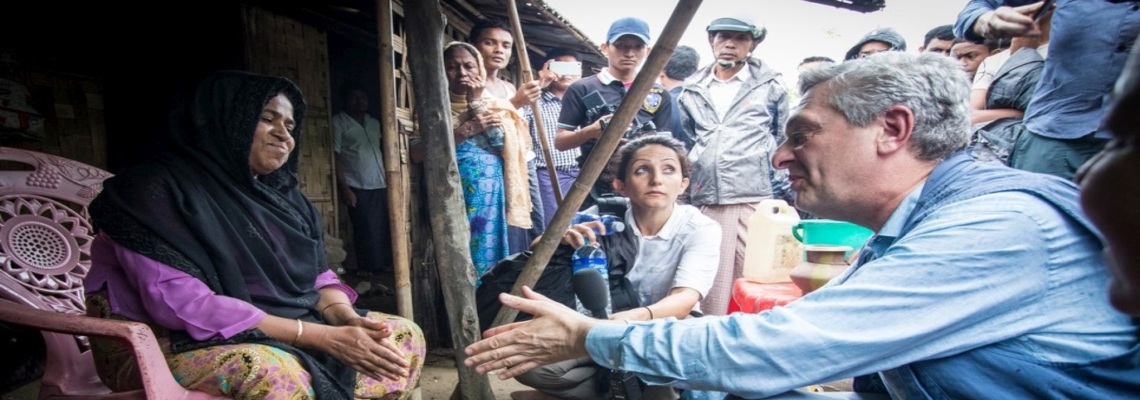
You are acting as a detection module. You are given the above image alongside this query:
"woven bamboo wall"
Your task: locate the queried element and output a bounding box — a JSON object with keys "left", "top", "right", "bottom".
{"left": 1, "top": 72, "right": 106, "bottom": 170}
{"left": 240, "top": 6, "right": 338, "bottom": 235}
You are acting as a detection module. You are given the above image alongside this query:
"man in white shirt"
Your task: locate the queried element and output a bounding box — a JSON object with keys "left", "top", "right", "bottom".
{"left": 333, "top": 84, "right": 391, "bottom": 275}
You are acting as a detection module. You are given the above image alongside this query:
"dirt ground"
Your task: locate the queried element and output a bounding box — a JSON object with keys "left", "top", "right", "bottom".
{"left": 418, "top": 349, "right": 531, "bottom": 400}
{"left": 347, "top": 273, "right": 854, "bottom": 400}
{"left": 414, "top": 349, "right": 854, "bottom": 400}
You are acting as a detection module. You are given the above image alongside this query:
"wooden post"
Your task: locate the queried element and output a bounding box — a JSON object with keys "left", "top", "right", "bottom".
{"left": 505, "top": 0, "right": 563, "bottom": 205}
{"left": 403, "top": 0, "right": 494, "bottom": 398}
{"left": 376, "top": 0, "right": 414, "bottom": 322}
{"left": 491, "top": 0, "right": 704, "bottom": 328}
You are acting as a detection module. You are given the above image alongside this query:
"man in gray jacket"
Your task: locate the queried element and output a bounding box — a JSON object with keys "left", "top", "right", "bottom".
{"left": 679, "top": 16, "right": 793, "bottom": 315}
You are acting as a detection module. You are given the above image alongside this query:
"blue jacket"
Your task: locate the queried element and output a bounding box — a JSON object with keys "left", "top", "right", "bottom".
{"left": 881, "top": 152, "right": 1139, "bottom": 398}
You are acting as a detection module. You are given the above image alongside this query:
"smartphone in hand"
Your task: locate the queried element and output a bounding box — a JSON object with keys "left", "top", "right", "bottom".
{"left": 550, "top": 61, "right": 583, "bottom": 77}
{"left": 1033, "top": 0, "right": 1056, "bottom": 22}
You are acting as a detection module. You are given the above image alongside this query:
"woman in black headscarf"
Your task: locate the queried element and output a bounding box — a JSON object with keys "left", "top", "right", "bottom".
{"left": 84, "top": 71, "right": 424, "bottom": 399}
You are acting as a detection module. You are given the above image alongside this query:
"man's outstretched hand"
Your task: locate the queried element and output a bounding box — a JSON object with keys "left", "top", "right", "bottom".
{"left": 463, "top": 286, "right": 606, "bottom": 379}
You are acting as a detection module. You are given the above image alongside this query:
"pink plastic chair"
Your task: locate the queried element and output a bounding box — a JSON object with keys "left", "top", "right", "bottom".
{"left": 0, "top": 147, "right": 221, "bottom": 399}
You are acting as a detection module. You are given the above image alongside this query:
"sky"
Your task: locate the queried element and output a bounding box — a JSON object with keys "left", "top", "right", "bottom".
{"left": 543, "top": 0, "right": 971, "bottom": 86}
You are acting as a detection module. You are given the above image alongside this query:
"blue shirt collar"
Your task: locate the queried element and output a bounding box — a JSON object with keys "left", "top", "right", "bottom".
{"left": 860, "top": 182, "right": 926, "bottom": 264}
{"left": 877, "top": 182, "right": 925, "bottom": 240}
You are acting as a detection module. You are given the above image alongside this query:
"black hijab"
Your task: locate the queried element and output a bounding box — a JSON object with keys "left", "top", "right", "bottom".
{"left": 90, "top": 70, "right": 354, "bottom": 398}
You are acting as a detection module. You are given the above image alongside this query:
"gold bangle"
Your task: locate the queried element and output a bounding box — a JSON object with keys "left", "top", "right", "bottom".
{"left": 292, "top": 319, "right": 304, "bottom": 346}
{"left": 643, "top": 306, "right": 654, "bottom": 320}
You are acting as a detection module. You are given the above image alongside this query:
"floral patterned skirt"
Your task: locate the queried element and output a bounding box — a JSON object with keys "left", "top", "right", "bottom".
{"left": 86, "top": 294, "right": 425, "bottom": 399}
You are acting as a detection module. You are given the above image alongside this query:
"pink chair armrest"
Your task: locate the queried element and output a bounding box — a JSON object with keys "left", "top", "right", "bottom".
{"left": 0, "top": 300, "right": 222, "bottom": 400}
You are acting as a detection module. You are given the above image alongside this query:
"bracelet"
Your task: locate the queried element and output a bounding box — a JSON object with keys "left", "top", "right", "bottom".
{"left": 292, "top": 319, "right": 304, "bottom": 346}
{"left": 643, "top": 306, "right": 655, "bottom": 320}
{"left": 320, "top": 302, "right": 352, "bottom": 318}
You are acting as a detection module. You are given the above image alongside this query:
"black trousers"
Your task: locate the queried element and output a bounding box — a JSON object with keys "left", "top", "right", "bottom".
{"left": 347, "top": 187, "right": 392, "bottom": 272}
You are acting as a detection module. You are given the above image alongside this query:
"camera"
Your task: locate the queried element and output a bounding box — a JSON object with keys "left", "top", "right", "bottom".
{"left": 607, "top": 369, "right": 645, "bottom": 400}
{"left": 595, "top": 111, "right": 658, "bottom": 141}
{"left": 594, "top": 193, "right": 629, "bottom": 217}
{"left": 624, "top": 121, "right": 657, "bottom": 139}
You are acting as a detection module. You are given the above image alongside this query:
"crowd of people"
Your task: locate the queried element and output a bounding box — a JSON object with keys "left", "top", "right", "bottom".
{"left": 465, "top": 1, "right": 1140, "bottom": 399}
{"left": 75, "top": 0, "right": 1140, "bottom": 398}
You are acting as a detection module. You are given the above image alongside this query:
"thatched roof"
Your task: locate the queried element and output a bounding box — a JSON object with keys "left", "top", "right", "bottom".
{"left": 452, "top": 0, "right": 606, "bottom": 66}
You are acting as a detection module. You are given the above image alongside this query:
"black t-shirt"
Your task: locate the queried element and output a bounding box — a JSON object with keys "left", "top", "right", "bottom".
{"left": 557, "top": 74, "right": 673, "bottom": 167}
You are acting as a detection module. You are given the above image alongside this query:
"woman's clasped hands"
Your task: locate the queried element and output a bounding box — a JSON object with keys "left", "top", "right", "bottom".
{"left": 313, "top": 305, "right": 410, "bottom": 381}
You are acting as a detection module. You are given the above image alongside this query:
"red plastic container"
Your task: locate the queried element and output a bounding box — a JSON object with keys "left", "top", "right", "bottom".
{"left": 731, "top": 278, "right": 803, "bottom": 314}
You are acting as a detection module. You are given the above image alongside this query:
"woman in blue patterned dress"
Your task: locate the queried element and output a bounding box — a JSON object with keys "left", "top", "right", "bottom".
{"left": 442, "top": 42, "right": 532, "bottom": 281}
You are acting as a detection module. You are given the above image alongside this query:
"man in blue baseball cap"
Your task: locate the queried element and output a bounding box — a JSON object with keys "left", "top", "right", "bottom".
{"left": 677, "top": 16, "right": 793, "bottom": 317}
{"left": 554, "top": 16, "right": 673, "bottom": 210}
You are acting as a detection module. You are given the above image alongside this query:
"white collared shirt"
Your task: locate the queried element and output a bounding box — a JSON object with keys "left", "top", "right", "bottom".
{"left": 701, "top": 65, "right": 751, "bottom": 120}
{"left": 332, "top": 112, "right": 386, "bottom": 189}
{"left": 624, "top": 204, "right": 721, "bottom": 313}
{"left": 597, "top": 68, "right": 630, "bottom": 87}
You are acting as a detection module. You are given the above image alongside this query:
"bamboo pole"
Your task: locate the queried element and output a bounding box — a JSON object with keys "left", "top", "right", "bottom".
{"left": 403, "top": 0, "right": 493, "bottom": 398}
{"left": 491, "top": 0, "right": 704, "bottom": 328}
{"left": 505, "top": 0, "right": 563, "bottom": 205}
{"left": 376, "top": 0, "right": 413, "bottom": 322}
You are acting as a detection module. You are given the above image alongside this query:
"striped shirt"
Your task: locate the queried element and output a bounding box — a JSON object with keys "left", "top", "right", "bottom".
{"left": 523, "top": 90, "right": 580, "bottom": 170}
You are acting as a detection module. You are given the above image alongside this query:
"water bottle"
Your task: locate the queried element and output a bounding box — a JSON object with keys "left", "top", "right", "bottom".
{"left": 571, "top": 212, "right": 626, "bottom": 236}
{"left": 571, "top": 242, "right": 611, "bottom": 317}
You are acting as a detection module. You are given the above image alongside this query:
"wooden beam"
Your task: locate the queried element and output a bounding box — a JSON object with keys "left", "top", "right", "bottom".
{"left": 491, "top": 0, "right": 705, "bottom": 328}
{"left": 479, "top": 8, "right": 545, "bottom": 23}
{"left": 376, "top": 0, "right": 414, "bottom": 321}
{"left": 403, "top": 0, "right": 493, "bottom": 398}
{"left": 507, "top": 0, "right": 562, "bottom": 204}
{"left": 451, "top": 0, "right": 487, "bottom": 20}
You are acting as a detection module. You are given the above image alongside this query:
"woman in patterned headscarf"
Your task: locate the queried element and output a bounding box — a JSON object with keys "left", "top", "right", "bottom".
{"left": 437, "top": 41, "right": 532, "bottom": 281}
{"left": 85, "top": 70, "right": 424, "bottom": 399}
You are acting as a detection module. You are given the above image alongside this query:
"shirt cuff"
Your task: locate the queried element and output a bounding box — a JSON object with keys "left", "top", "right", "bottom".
{"left": 315, "top": 269, "right": 358, "bottom": 303}
{"left": 585, "top": 322, "right": 636, "bottom": 370}
{"left": 208, "top": 304, "right": 266, "bottom": 340}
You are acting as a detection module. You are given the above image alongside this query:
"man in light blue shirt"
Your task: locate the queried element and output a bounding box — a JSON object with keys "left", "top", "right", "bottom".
{"left": 464, "top": 52, "right": 1139, "bottom": 398}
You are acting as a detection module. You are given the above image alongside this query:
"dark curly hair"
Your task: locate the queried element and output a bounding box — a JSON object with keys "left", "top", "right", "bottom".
{"left": 469, "top": 19, "right": 512, "bottom": 44}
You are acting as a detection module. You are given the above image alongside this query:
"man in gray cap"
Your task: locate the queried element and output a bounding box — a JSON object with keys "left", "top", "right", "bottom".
{"left": 845, "top": 27, "right": 907, "bottom": 60}
{"left": 677, "top": 16, "right": 793, "bottom": 316}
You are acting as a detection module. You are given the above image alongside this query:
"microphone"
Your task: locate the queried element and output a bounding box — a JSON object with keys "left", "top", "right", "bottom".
{"left": 572, "top": 267, "right": 610, "bottom": 320}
